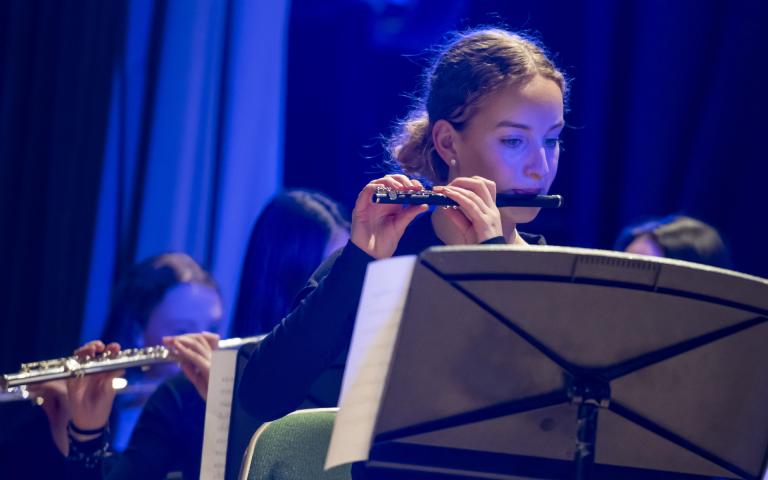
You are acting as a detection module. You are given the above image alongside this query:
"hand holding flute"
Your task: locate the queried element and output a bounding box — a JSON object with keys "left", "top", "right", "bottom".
{"left": 68, "top": 340, "right": 126, "bottom": 434}
{"left": 15, "top": 332, "right": 222, "bottom": 454}
{"left": 372, "top": 185, "right": 564, "bottom": 208}
{"left": 67, "top": 334, "right": 220, "bottom": 443}
{"left": 353, "top": 174, "right": 535, "bottom": 256}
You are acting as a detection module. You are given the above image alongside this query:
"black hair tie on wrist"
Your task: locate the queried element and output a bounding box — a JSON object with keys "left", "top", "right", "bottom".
{"left": 68, "top": 420, "right": 107, "bottom": 436}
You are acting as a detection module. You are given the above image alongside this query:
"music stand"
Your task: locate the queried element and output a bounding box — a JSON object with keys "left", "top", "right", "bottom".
{"left": 358, "top": 246, "right": 768, "bottom": 479}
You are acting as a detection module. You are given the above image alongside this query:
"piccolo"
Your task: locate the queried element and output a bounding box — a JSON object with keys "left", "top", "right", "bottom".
{"left": 372, "top": 186, "right": 563, "bottom": 208}
{"left": 0, "top": 336, "right": 264, "bottom": 391}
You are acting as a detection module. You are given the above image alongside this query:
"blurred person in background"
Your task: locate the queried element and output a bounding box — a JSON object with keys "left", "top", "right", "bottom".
{"left": 614, "top": 215, "right": 733, "bottom": 269}
{"left": 62, "top": 190, "right": 350, "bottom": 479}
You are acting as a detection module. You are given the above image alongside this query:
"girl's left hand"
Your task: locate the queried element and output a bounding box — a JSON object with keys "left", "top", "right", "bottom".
{"left": 434, "top": 176, "right": 503, "bottom": 244}
{"left": 26, "top": 380, "right": 70, "bottom": 455}
{"left": 67, "top": 340, "right": 124, "bottom": 434}
{"left": 163, "top": 332, "right": 220, "bottom": 400}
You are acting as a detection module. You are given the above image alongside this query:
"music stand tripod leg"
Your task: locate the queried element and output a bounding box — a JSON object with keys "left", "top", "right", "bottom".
{"left": 568, "top": 375, "right": 611, "bottom": 480}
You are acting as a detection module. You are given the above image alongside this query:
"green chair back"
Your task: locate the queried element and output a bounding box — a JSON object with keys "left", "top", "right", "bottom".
{"left": 239, "top": 408, "right": 352, "bottom": 480}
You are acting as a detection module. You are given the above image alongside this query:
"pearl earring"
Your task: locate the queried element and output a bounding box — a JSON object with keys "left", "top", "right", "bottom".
{"left": 450, "top": 158, "right": 457, "bottom": 166}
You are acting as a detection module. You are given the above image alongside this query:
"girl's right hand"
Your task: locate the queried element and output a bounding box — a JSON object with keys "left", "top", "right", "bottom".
{"left": 163, "top": 332, "right": 219, "bottom": 401}
{"left": 66, "top": 340, "right": 124, "bottom": 436}
{"left": 351, "top": 175, "right": 428, "bottom": 259}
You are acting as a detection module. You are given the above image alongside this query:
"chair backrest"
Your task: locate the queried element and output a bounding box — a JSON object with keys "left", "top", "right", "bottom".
{"left": 239, "top": 408, "right": 352, "bottom": 480}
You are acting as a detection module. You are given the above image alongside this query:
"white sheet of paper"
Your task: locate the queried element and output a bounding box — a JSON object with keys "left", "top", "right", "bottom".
{"left": 325, "top": 255, "right": 418, "bottom": 469}
{"left": 199, "top": 348, "right": 238, "bottom": 480}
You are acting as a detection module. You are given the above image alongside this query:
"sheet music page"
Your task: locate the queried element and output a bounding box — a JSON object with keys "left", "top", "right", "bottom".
{"left": 199, "top": 348, "right": 238, "bottom": 480}
{"left": 325, "top": 255, "right": 418, "bottom": 469}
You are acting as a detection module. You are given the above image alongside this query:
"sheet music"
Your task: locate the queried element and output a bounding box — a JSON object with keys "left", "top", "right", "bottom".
{"left": 325, "top": 255, "right": 418, "bottom": 469}
{"left": 199, "top": 348, "right": 238, "bottom": 480}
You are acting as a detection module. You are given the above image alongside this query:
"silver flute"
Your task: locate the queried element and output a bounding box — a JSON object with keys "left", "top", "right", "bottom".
{"left": 0, "top": 336, "right": 263, "bottom": 393}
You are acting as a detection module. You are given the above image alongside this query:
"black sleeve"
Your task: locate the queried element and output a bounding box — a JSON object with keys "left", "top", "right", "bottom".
{"left": 103, "top": 380, "right": 188, "bottom": 479}
{"left": 237, "top": 240, "right": 374, "bottom": 422}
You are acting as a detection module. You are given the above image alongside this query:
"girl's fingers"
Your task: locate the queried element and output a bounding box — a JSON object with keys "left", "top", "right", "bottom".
{"left": 105, "top": 342, "right": 121, "bottom": 355}
{"left": 354, "top": 181, "right": 397, "bottom": 213}
{"left": 446, "top": 177, "right": 496, "bottom": 208}
{"left": 476, "top": 176, "right": 497, "bottom": 200}
{"left": 392, "top": 204, "right": 429, "bottom": 234}
{"left": 439, "top": 186, "right": 486, "bottom": 221}
{"left": 442, "top": 207, "right": 472, "bottom": 234}
{"left": 74, "top": 340, "right": 105, "bottom": 359}
{"left": 200, "top": 332, "right": 220, "bottom": 350}
{"left": 181, "top": 334, "right": 214, "bottom": 358}
{"left": 354, "top": 177, "right": 421, "bottom": 222}
{"left": 170, "top": 339, "right": 209, "bottom": 371}
{"left": 386, "top": 174, "right": 421, "bottom": 190}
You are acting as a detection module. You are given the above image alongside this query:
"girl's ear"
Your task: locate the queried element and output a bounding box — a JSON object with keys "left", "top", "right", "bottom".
{"left": 432, "top": 119, "right": 460, "bottom": 168}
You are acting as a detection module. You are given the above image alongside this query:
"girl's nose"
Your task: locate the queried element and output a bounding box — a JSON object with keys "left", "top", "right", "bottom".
{"left": 524, "top": 146, "right": 550, "bottom": 180}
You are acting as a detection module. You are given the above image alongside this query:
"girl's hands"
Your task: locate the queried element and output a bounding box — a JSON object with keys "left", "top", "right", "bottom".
{"left": 66, "top": 341, "right": 124, "bottom": 436}
{"left": 26, "top": 380, "right": 70, "bottom": 455}
{"left": 433, "top": 176, "right": 503, "bottom": 244}
{"left": 351, "top": 174, "right": 428, "bottom": 259}
{"left": 163, "top": 332, "right": 219, "bottom": 400}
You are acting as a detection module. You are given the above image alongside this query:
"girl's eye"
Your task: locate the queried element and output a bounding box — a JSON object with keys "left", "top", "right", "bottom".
{"left": 544, "top": 138, "right": 561, "bottom": 149}
{"left": 502, "top": 138, "right": 523, "bottom": 148}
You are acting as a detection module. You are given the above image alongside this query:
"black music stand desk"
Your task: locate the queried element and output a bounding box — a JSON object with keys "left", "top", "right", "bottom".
{"left": 329, "top": 246, "right": 768, "bottom": 480}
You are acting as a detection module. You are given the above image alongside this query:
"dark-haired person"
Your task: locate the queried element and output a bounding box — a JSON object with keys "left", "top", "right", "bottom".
{"left": 237, "top": 26, "right": 567, "bottom": 436}
{"left": 101, "top": 253, "right": 223, "bottom": 451}
{"left": 28, "top": 252, "right": 222, "bottom": 461}
{"left": 231, "top": 189, "right": 349, "bottom": 337}
{"left": 62, "top": 190, "right": 350, "bottom": 479}
{"left": 614, "top": 215, "right": 733, "bottom": 269}
{"left": 102, "top": 253, "right": 222, "bottom": 355}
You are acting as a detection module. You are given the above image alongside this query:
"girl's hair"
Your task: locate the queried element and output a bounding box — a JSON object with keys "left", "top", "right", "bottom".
{"left": 614, "top": 215, "right": 733, "bottom": 269}
{"left": 230, "top": 190, "right": 350, "bottom": 336}
{"left": 101, "top": 253, "right": 218, "bottom": 346}
{"left": 387, "top": 27, "right": 568, "bottom": 185}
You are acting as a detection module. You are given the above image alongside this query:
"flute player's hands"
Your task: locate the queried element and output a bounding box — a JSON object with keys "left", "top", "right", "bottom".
{"left": 433, "top": 176, "right": 503, "bottom": 244}
{"left": 163, "top": 332, "right": 219, "bottom": 400}
{"left": 351, "top": 175, "right": 428, "bottom": 259}
{"left": 26, "top": 379, "right": 70, "bottom": 455}
{"left": 66, "top": 340, "right": 124, "bottom": 436}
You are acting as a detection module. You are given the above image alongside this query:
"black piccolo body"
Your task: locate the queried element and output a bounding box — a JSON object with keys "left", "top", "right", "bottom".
{"left": 372, "top": 187, "right": 563, "bottom": 208}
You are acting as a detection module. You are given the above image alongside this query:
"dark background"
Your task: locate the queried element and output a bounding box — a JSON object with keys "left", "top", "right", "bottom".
{"left": 2, "top": 0, "right": 767, "bottom": 370}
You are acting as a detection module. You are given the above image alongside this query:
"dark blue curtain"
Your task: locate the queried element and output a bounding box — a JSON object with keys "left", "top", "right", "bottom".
{"left": 0, "top": 0, "right": 127, "bottom": 370}
{"left": 79, "top": 0, "right": 288, "bottom": 344}
{"left": 0, "top": 0, "right": 289, "bottom": 371}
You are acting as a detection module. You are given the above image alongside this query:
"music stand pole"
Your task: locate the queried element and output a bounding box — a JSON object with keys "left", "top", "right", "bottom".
{"left": 568, "top": 374, "right": 610, "bottom": 480}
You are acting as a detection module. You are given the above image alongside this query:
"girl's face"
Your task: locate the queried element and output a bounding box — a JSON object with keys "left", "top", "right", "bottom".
{"left": 451, "top": 75, "right": 564, "bottom": 225}
{"left": 140, "top": 283, "right": 222, "bottom": 380}
{"left": 625, "top": 234, "right": 664, "bottom": 257}
{"left": 144, "top": 283, "right": 223, "bottom": 347}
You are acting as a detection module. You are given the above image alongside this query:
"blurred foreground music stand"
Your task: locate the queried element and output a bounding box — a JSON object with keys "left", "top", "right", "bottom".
{"left": 356, "top": 246, "right": 768, "bottom": 479}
